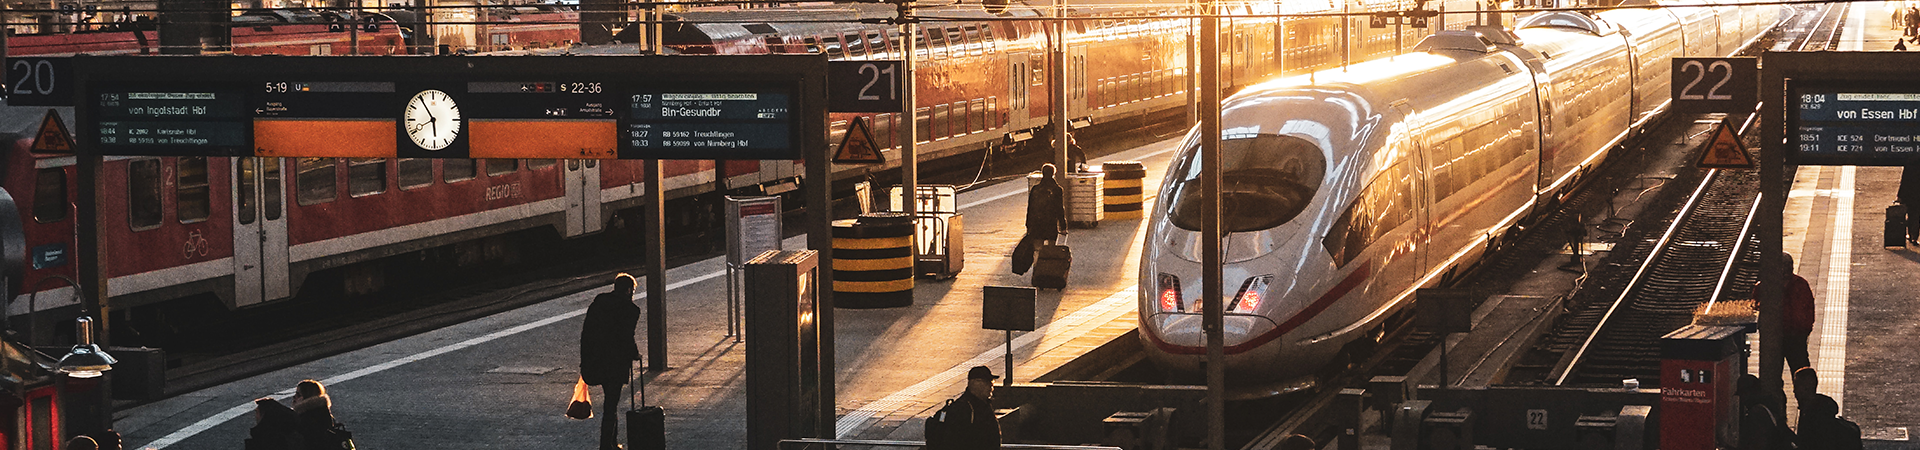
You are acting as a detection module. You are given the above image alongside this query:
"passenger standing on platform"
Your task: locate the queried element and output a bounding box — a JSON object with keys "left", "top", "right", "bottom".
{"left": 1795, "top": 393, "right": 1863, "bottom": 450}
{"left": 291, "top": 380, "right": 338, "bottom": 450}
{"left": 1012, "top": 164, "right": 1067, "bottom": 275}
{"left": 1757, "top": 252, "right": 1816, "bottom": 372}
{"left": 1906, "top": 7, "right": 1918, "bottom": 38}
{"left": 927, "top": 366, "right": 1002, "bottom": 450}
{"left": 581, "top": 273, "right": 642, "bottom": 450}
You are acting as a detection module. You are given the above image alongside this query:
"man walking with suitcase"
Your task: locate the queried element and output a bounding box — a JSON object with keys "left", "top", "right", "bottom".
{"left": 1012, "top": 164, "right": 1068, "bottom": 276}
{"left": 582, "top": 273, "right": 642, "bottom": 450}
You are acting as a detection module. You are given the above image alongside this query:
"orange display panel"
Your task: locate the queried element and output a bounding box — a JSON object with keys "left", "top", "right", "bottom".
{"left": 254, "top": 119, "right": 396, "bottom": 158}
{"left": 470, "top": 120, "right": 618, "bottom": 159}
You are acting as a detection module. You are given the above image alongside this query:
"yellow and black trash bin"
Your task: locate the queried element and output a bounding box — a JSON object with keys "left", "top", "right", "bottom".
{"left": 832, "top": 212, "right": 916, "bottom": 308}
{"left": 1100, "top": 161, "right": 1146, "bottom": 220}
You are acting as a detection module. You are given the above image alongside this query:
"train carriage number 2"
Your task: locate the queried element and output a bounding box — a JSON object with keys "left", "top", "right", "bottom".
{"left": 1678, "top": 60, "right": 1734, "bottom": 101}
{"left": 857, "top": 63, "right": 898, "bottom": 101}
{"left": 9, "top": 59, "right": 57, "bottom": 96}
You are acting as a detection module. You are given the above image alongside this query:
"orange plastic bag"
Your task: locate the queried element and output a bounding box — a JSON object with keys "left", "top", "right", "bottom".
{"left": 566, "top": 377, "right": 594, "bottom": 420}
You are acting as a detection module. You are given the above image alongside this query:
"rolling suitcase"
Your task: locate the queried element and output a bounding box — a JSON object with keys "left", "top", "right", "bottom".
{"left": 1887, "top": 204, "right": 1908, "bottom": 248}
{"left": 1032, "top": 240, "right": 1071, "bottom": 289}
{"left": 628, "top": 366, "right": 665, "bottom": 450}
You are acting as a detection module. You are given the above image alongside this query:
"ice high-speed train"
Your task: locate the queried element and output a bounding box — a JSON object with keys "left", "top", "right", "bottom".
{"left": 1138, "top": 3, "right": 1779, "bottom": 397}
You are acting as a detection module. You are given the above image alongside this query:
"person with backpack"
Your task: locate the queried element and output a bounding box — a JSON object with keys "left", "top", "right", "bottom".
{"left": 1795, "top": 393, "right": 1863, "bottom": 450}
{"left": 924, "top": 366, "right": 1001, "bottom": 450}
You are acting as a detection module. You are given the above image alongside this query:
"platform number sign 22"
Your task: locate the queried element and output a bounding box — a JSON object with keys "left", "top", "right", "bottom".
{"left": 6, "top": 58, "right": 73, "bottom": 106}
{"left": 1672, "top": 57, "right": 1756, "bottom": 114}
{"left": 829, "top": 61, "right": 903, "bottom": 113}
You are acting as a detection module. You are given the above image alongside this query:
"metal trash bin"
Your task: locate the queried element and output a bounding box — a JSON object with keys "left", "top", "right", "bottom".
{"left": 1066, "top": 171, "right": 1105, "bottom": 228}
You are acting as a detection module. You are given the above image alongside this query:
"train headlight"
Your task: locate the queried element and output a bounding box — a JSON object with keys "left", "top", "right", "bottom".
{"left": 1229, "top": 275, "right": 1273, "bottom": 312}
{"left": 1157, "top": 273, "right": 1182, "bottom": 312}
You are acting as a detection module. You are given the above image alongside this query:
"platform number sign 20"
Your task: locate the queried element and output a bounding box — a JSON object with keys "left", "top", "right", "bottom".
{"left": 6, "top": 58, "right": 73, "bottom": 107}
{"left": 1672, "top": 57, "right": 1756, "bottom": 114}
{"left": 829, "top": 60, "right": 903, "bottom": 113}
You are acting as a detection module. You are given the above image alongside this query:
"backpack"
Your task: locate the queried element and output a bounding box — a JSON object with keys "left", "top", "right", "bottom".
{"left": 924, "top": 398, "right": 971, "bottom": 449}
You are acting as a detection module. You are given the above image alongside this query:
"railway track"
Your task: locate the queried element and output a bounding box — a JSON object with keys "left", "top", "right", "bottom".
{"left": 1546, "top": 165, "right": 1760, "bottom": 387}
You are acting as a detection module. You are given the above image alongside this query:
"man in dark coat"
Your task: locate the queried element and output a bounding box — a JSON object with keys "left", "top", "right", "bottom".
{"left": 581, "top": 273, "right": 642, "bottom": 450}
{"left": 1013, "top": 164, "right": 1068, "bottom": 274}
{"left": 931, "top": 366, "right": 1001, "bottom": 450}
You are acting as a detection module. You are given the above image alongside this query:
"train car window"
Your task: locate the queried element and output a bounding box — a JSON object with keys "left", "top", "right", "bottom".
{"left": 33, "top": 168, "right": 66, "bottom": 223}
{"left": 1166, "top": 135, "right": 1326, "bottom": 233}
{"left": 348, "top": 157, "right": 387, "bottom": 197}
{"left": 970, "top": 99, "right": 986, "bottom": 134}
{"left": 399, "top": 158, "right": 433, "bottom": 190}
{"left": 961, "top": 26, "right": 981, "bottom": 55}
{"left": 486, "top": 159, "right": 518, "bottom": 176}
{"left": 915, "top": 107, "right": 932, "bottom": 143}
{"left": 526, "top": 159, "right": 556, "bottom": 170}
{"left": 1322, "top": 163, "right": 1413, "bottom": 266}
{"left": 265, "top": 158, "right": 282, "bottom": 220}
{"left": 866, "top": 31, "right": 889, "bottom": 58}
{"left": 926, "top": 28, "right": 946, "bottom": 59}
{"left": 948, "top": 27, "right": 970, "bottom": 56}
{"left": 296, "top": 158, "right": 337, "bottom": 206}
{"left": 872, "top": 114, "right": 894, "bottom": 149}
{"left": 177, "top": 156, "right": 210, "bottom": 223}
{"left": 987, "top": 97, "right": 998, "bottom": 129}
{"left": 844, "top": 33, "right": 866, "bottom": 59}
{"left": 820, "top": 35, "right": 843, "bottom": 58}
{"left": 932, "top": 104, "right": 949, "bottom": 140}
{"left": 238, "top": 159, "right": 257, "bottom": 225}
{"left": 444, "top": 159, "right": 477, "bottom": 183}
{"left": 128, "top": 159, "right": 163, "bottom": 230}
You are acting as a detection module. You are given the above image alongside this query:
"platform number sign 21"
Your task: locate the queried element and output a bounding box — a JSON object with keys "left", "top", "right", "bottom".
{"left": 6, "top": 57, "right": 73, "bottom": 106}
{"left": 1672, "top": 57, "right": 1756, "bottom": 114}
{"left": 829, "top": 61, "right": 903, "bottom": 113}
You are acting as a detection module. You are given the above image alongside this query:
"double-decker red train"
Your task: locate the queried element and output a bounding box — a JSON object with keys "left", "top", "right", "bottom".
{"left": 0, "top": 0, "right": 1484, "bottom": 341}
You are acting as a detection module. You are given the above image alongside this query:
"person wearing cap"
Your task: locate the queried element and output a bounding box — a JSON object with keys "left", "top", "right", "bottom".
{"left": 929, "top": 366, "right": 1002, "bottom": 450}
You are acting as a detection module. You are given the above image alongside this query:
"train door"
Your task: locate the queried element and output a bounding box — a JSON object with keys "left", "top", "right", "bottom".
{"left": 1388, "top": 102, "right": 1430, "bottom": 282}
{"left": 1067, "top": 45, "right": 1088, "bottom": 121}
{"left": 1007, "top": 51, "right": 1033, "bottom": 130}
{"left": 563, "top": 159, "right": 603, "bottom": 237}
{"left": 231, "top": 157, "right": 289, "bottom": 308}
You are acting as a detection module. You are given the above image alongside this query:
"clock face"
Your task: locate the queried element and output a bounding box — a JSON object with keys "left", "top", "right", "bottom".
{"left": 403, "top": 89, "right": 461, "bottom": 150}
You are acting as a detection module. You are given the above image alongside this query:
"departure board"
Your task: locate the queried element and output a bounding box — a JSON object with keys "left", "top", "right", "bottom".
{"left": 92, "top": 83, "right": 250, "bottom": 156}
{"left": 72, "top": 56, "right": 822, "bottom": 160}
{"left": 1792, "top": 84, "right": 1920, "bottom": 165}
{"left": 622, "top": 89, "right": 795, "bottom": 160}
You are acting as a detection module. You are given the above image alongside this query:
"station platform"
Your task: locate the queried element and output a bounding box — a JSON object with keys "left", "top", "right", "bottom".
{"left": 1774, "top": 3, "right": 1914, "bottom": 441}
{"left": 114, "top": 140, "right": 1183, "bottom": 449}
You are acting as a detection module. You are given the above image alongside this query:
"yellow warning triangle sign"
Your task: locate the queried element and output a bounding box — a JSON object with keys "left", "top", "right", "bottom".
{"left": 833, "top": 117, "right": 885, "bottom": 164}
{"left": 1697, "top": 119, "right": 1753, "bottom": 169}
{"left": 29, "top": 109, "right": 74, "bottom": 155}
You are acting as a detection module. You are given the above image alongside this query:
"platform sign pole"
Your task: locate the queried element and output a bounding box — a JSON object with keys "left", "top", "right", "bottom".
{"left": 1199, "top": 0, "right": 1225, "bottom": 448}
{"left": 645, "top": 160, "right": 668, "bottom": 372}
{"left": 899, "top": 0, "right": 920, "bottom": 246}
{"left": 1758, "top": 53, "right": 1787, "bottom": 406}
{"left": 802, "top": 60, "right": 837, "bottom": 441}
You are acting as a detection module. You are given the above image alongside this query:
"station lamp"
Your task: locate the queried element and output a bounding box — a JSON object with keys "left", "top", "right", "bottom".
{"left": 55, "top": 316, "right": 115, "bottom": 378}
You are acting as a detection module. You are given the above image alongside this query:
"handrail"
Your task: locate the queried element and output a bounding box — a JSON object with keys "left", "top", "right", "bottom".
{"left": 775, "top": 438, "right": 1121, "bottom": 450}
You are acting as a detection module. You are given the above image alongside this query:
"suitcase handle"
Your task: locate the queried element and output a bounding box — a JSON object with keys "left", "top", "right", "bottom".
{"left": 631, "top": 363, "right": 645, "bottom": 409}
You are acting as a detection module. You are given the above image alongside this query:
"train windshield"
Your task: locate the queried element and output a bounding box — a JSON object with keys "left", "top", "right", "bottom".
{"left": 1166, "top": 134, "right": 1326, "bottom": 232}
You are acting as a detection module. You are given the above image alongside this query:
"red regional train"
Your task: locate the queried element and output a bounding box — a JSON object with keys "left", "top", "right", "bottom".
{"left": 0, "top": 0, "right": 1500, "bottom": 340}
{"left": 6, "top": 8, "right": 412, "bottom": 56}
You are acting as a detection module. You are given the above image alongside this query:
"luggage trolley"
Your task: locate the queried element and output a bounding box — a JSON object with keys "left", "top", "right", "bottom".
{"left": 887, "top": 185, "right": 965, "bottom": 279}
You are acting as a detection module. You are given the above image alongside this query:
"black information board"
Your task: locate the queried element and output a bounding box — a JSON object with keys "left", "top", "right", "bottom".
{"left": 92, "top": 83, "right": 251, "bottom": 156}
{"left": 1791, "top": 82, "right": 1920, "bottom": 166}
{"left": 69, "top": 56, "right": 823, "bottom": 160}
{"left": 622, "top": 88, "right": 794, "bottom": 160}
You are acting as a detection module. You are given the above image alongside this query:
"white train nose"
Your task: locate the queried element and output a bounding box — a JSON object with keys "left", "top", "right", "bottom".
{"left": 1144, "top": 312, "right": 1278, "bottom": 354}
